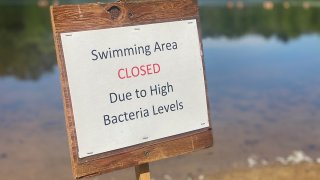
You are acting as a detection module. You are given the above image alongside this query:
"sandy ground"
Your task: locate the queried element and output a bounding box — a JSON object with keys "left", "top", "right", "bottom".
{"left": 209, "top": 164, "right": 320, "bottom": 180}
{"left": 94, "top": 163, "right": 320, "bottom": 180}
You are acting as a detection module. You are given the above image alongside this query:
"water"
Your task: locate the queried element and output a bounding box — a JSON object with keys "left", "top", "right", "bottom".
{"left": 0, "top": 2, "right": 320, "bottom": 180}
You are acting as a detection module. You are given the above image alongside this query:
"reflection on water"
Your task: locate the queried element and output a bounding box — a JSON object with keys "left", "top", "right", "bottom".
{"left": 0, "top": 2, "right": 320, "bottom": 180}
{"left": 0, "top": 5, "right": 55, "bottom": 80}
{"left": 201, "top": 6, "right": 320, "bottom": 41}
{"left": 1, "top": 4, "right": 320, "bottom": 80}
{"left": 205, "top": 34, "right": 320, "bottom": 124}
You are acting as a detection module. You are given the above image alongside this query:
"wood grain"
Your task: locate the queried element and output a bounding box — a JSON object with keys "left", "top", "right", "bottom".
{"left": 135, "top": 163, "right": 151, "bottom": 180}
{"left": 52, "top": 0, "right": 199, "bottom": 33}
{"left": 50, "top": 0, "right": 213, "bottom": 179}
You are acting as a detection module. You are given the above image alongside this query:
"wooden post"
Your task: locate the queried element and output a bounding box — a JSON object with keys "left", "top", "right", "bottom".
{"left": 135, "top": 163, "right": 151, "bottom": 180}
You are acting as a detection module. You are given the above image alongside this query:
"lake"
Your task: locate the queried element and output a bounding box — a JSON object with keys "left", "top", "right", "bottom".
{"left": 0, "top": 1, "right": 320, "bottom": 180}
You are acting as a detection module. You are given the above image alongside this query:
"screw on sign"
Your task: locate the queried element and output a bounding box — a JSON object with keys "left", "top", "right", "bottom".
{"left": 50, "top": 0, "right": 213, "bottom": 179}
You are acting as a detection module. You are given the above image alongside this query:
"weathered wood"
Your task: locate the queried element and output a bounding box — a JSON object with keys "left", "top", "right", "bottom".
{"left": 50, "top": 0, "right": 213, "bottom": 179}
{"left": 76, "top": 129, "right": 213, "bottom": 178}
{"left": 135, "top": 163, "right": 151, "bottom": 180}
{"left": 51, "top": 0, "right": 199, "bottom": 33}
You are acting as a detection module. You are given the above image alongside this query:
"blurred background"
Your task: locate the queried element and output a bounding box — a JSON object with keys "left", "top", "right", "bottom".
{"left": 0, "top": 0, "right": 320, "bottom": 179}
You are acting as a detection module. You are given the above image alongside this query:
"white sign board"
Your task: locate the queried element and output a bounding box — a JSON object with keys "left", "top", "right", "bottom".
{"left": 60, "top": 19, "right": 209, "bottom": 158}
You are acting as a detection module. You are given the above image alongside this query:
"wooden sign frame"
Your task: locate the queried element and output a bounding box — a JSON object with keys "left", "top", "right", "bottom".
{"left": 50, "top": 0, "right": 213, "bottom": 179}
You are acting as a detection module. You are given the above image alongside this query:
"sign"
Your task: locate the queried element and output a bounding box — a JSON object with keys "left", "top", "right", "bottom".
{"left": 61, "top": 19, "right": 209, "bottom": 158}
{"left": 51, "top": 0, "right": 213, "bottom": 179}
